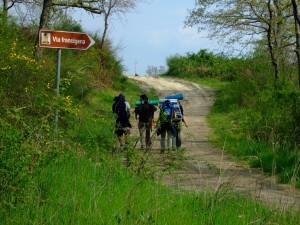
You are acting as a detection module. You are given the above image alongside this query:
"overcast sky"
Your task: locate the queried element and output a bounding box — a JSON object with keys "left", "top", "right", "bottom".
{"left": 76, "top": 0, "right": 221, "bottom": 75}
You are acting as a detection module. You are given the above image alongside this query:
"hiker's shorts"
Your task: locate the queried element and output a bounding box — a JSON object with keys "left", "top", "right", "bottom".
{"left": 115, "top": 122, "right": 131, "bottom": 137}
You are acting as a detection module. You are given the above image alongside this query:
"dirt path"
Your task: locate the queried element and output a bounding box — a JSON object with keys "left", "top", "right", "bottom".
{"left": 131, "top": 76, "right": 300, "bottom": 210}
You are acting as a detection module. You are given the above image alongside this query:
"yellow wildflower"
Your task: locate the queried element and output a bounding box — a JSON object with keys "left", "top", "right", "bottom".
{"left": 64, "top": 96, "right": 73, "bottom": 107}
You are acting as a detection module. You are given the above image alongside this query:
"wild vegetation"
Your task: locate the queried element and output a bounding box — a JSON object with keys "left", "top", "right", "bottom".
{"left": 1, "top": 1, "right": 300, "bottom": 224}
{"left": 2, "top": 19, "right": 299, "bottom": 224}
{"left": 178, "top": 0, "right": 300, "bottom": 187}
{"left": 186, "top": 0, "right": 300, "bottom": 87}
{"left": 165, "top": 48, "right": 300, "bottom": 187}
{"left": 0, "top": 11, "right": 124, "bottom": 208}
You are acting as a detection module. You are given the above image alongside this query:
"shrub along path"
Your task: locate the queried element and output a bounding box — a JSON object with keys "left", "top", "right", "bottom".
{"left": 131, "top": 76, "right": 300, "bottom": 210}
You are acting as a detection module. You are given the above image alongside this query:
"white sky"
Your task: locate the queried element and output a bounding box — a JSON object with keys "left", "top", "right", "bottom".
{"left": 75, "top": 0, "right": 224, "bottom": 75}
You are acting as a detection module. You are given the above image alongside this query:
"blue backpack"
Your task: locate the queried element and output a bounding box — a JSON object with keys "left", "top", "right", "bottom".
{"left": 160, "top": 99, "right": 183, "bottom": 123}
{"left": 160, "top": 103, "right": 173, "bottom": 123}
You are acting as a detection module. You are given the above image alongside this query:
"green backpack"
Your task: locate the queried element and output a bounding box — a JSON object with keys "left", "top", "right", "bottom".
{"left": 159, "top": 106, "right": 172, "bottom": 124}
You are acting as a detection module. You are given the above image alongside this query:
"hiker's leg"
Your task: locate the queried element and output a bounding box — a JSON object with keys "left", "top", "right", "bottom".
{"left": 175, "top": 122, "right": 182, "bottom": 148}
{"left": 167, "top": 130, "right": 174, "bottom": 150}
{"left": 171, "top": 125, "right": 177, "bottom": 150}
{"left": 160, "top": 128, "right": 166, "bottom": 151}
{"left": 118, "top": 134, "right": 124, "bottom": 150}
{"left": 176, "top": 129, "right": 182, "bottom": 148}
{"left": 171, "top": 133, "right": 176, "bottom": 150}
{"left": 166, "top": 128, "right": 176, "bottom": 150}
{"left": 145, "top": 122, "right": 151, "bottom": 148}
{"left": 138, "top": 122, "right": 146, "bottom": 149}
{"left": 124, "top": 128, "right": 130, "bottom": 148}
{"left": 115, "top": 123, "right": 124, "bottom": 150}
{"left": 166, "top": 130, "right": 172, "bottom": 150}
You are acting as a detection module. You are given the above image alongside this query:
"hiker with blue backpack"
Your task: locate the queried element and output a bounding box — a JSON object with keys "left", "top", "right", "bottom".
{"left": 157, "top": 99, "right": 176, "bottom": 152}
{"left": 157, "top": 95, "right": 188, "bottom": 151}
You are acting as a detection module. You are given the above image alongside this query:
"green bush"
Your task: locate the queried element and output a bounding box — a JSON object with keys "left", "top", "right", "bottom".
{"left": 0, "top": 121, "right": 26, "bottom": 205}
{"left": 0, "top": 15, "right": 130, "bottom": 209}
{"left": 210, "top": 69, "right": 300, "bottom": 186}
{"left": 166, "top": 48, "right": 300, "bottom": 186}
{"left": 165, "top": 49, "right": 275, "bottom": 83}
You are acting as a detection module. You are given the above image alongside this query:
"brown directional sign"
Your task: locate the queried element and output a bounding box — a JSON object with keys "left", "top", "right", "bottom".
{"left": 39, "top": 30, "right": 95, "bottom": 50}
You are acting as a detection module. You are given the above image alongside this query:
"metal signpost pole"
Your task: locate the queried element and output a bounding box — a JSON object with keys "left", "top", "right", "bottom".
{"left": 38, "top": 30, "right": 95, "bottom": 136}
{"left": 54, "top": 48, "right": 61, "bottom": 135}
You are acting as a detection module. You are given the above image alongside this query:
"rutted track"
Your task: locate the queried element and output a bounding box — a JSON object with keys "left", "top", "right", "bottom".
{"left": 131, "top": 76, "right": 300, "bottom": 210}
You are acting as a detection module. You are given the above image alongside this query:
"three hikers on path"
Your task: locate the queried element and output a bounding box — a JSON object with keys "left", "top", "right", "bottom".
{"left": 113, "top": 93, "right": 187, "bottom": 151}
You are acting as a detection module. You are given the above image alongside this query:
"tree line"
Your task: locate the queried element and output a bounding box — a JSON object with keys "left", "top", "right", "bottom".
{"left": 186, "top": 0, "right": 300, "bottom": 87}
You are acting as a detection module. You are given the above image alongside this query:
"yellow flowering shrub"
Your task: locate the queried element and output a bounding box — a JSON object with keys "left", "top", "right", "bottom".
{"left": 0, "top": 36, "right": 49, "bottom": 107}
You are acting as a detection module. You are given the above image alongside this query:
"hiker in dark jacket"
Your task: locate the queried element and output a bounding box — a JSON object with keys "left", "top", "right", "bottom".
{"left": 135, "top": 94, "right": 157, "bottom": 149}
{"left": 114, "top": 94, "right": 131, "bottom": 150}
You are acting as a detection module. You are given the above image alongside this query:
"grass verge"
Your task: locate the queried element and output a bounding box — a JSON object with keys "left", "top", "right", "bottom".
{"left": 3, "top": 153, "right": 300, "bottom": 225}
{"left": 2, "top": 77, "right": 300, "bottom": 224}
{"left": 168, "top": 75, "right": 300, "bottom": 188}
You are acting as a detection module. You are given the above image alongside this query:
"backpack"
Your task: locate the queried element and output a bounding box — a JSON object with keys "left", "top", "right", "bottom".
{"left": 159, "top": 100, "right": 183, "bottom": 124}
{"left": 172, "top": 103, "right": 183, "bottom": 122}
{"left": 125, "top": 101, "right": 131, "bottom": 119}
{"left": 159, "top": 104, "right": 173, "bottom": 124}
{"left": 113, "top": 96, "right": 130, "bottom": 118}
{"left": 136, "top": 103, "right": 156, "bottom": 123}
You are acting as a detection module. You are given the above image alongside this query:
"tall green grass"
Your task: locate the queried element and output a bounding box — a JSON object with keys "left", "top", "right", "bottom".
{"left": 208, "top": 78, "right": 300, "bottom": 187}
{"left": 163, "top": 49, "right": 300, "bottom": 188}
{"left": 3, "top": 154, "right": 300, "bottom": 225}
{"left": 0, "top": 15, "right": 144, "bottom": 208}
{"left": 2, "top": 76, "right": 299, "bottom": 225}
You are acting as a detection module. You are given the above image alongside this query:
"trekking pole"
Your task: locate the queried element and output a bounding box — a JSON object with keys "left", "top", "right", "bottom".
{"left": 147, "top": 117, "right": 161, "bottom": 151}
{"left": 133, "top": 127, "right": 157, "bottom": 150}
{"left": 133, "top": 121, "right": 159, "bottom": 150}
{"left": 147, "top": 127, "right": 159, "bottom": 151}
{"left": 133, "top": 136, "right": 140, "bottom": 149}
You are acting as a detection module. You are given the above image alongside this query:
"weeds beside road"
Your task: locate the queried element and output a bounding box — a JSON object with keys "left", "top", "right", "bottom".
{"left": 3, "top": 78, "right": 300, "bottom": 225}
